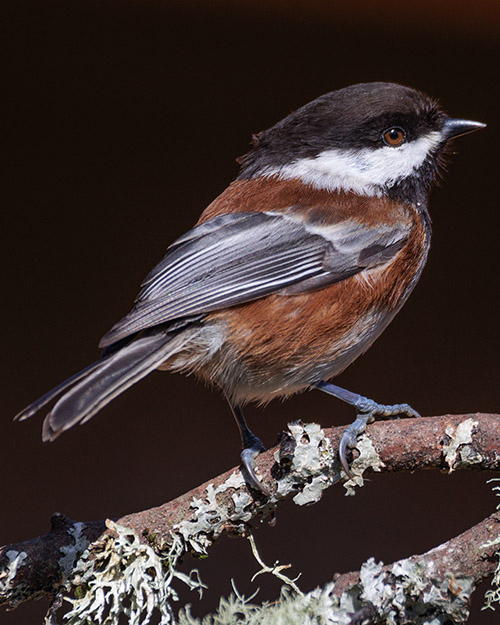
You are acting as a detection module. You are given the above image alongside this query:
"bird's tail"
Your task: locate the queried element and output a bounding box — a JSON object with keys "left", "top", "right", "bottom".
{"left": 15, "top": 332, "right": 185, "bottom": 441}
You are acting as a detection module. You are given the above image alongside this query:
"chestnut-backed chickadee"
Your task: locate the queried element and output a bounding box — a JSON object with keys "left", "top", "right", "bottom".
{"left": 16, "top": 82, "right": 485, "bottom": 492}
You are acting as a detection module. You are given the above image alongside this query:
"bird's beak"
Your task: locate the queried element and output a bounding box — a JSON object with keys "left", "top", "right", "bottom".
{"left": 443, "top": 118, "right": 486, "bottom": 139}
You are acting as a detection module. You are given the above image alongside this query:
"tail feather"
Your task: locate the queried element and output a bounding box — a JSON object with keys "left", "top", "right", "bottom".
{"left": 17, "top": 332, "right": 186, "bottom": 442}
{"left": 15, "top": 359, "right": 105, "bottom": 422}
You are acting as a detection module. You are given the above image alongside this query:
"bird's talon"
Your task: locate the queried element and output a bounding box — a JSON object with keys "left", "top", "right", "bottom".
{"left": 240, "top": 446, "right": 269, "bottom": 495}
{"left": 338, "top": 415, "right": 370, "bottom": 478}
{"left": 339, "top": 435, "right": 355, "bottom": 479}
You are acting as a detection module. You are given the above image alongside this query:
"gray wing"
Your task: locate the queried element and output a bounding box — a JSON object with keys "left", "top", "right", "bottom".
{"left": 100, "top": 211, "right": 409, "bottom": 347}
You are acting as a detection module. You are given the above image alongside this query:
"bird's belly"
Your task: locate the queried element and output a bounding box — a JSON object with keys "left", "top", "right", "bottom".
{"left": 206, "top": 305, "right": 396, "bottom": 403}
{"left": 164, "top": 272, "right": 409, "bottom": 403}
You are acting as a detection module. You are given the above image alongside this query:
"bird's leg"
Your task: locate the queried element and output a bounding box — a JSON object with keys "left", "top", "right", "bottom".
{"left": 229, "top": 403, "right": 268, "bottom": 494}
{"left": 315, "top": 380, "right": 420, "bottom": 478}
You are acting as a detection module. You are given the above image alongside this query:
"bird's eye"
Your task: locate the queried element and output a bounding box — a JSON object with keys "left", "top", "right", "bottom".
{"left": 382, "top": 127, "right": 406, "bottom": 147}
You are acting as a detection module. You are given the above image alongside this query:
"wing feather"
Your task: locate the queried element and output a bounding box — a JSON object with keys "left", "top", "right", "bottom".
{"left": 100, "top": 210, "right": 409, "bottom": 347}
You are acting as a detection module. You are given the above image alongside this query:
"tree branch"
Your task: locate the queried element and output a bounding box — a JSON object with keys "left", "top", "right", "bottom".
{"left": 330, "top": 508, "right": 500, "bottom": 620}
{"left": 1, "top": 413, "right": 500, "bottom": 617}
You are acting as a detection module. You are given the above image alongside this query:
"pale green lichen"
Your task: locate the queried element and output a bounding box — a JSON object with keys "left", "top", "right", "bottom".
{"left": 372, "top": 555, "right": 472, "bottom": 624}
{"left": 58, "top": 522, "right": 89, "bottom": 579}
{"left": 342, "top": 434, "right": 385, "bottom": 496}
{"left": 174, "top": 470, "right": 252, "bottom": 554}
{"left": 420, "top": 571, "right": 474, "bottom": 624}
{"left": 274, "top": 421, "right": 340, "bottom": 505}
{"left": 58, "top": 521, "right": 205, "bottom": 625}
{"left": 483, "top": 554, "right": 500, "bottom": 612}
{"left": 442, "top": 418, "right": 480, "bottom": 472}
{"left": 3, "top": 550, "right": 28, "bottom": 588}
{"left": 31, "top": 417, "right": 483, "bottom": 624}
{"left": 178, "top": 555, "right": 474, "bottom": 625}
{"left": 0, "top": 549, "right": 28, "bottom": 607}
{"left": 482, "top": 479, "right": 500, "bottom": 611}
{"left": 273, "top": 421, "right": 382, "bottom": 503}
{"left": 178, "top": 583, "right": 356, "bottom": 625}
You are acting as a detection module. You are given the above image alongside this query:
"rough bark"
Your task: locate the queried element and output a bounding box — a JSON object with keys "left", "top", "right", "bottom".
{"left": 1, "top": 413, "right": 500, "bottom": 617}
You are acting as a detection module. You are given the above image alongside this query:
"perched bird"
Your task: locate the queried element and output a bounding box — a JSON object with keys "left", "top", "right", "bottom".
{"left": 16, "top": 82, "right": 484, "bottom": 491}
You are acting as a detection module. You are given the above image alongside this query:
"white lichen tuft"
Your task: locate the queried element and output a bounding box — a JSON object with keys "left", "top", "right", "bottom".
{"left": 178, "top": 554, "right": 475, "bottom": 625}
{"left": 178, "top": 582, "right": 356, "bottom": 625}
{"left": 0, "top": 550, "right": 28, "bottom": 606}
{"left": 482, "top": 479, "right": 500, "bottom": 611}
{"left": 275, "top": 421, "right": 339, "bottom": 505}
{"left": 272, "top": 421, "right": 382, "bottom": 503}
{"left": 3, "top": 551, "right": 27, "bottom": 588}
{"left": 442, "top": 418, "right": 480, "bottom": 472}
{"left": 359, "top": 557, "right": 473, "bottom": 624}
{"left": 483, "top": 554, "right": 500, "bottom": 612}
{"left": 169, "top": 534, "right": 478, "bottom": 625}
{"left": 174, "top": 470, "right": 252, "bottom": 554}
{"left": 342, "top": 434, "right": 385, "bottom": 496}
{"left": 60, "top": 521, "right": 205, "bottom": 625}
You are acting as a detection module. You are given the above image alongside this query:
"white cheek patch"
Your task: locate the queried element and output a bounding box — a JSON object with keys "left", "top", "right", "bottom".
{"left": 262, "top": 131, "right": 443, "bottom": 196}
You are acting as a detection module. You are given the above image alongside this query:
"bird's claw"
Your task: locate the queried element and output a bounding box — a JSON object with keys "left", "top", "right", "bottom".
{"left": 240, "top": 437, "right": 269, "bottom": 495}
{"left": 339, "top": 414, "right": 371, "bottom": 478}
{"left": 339, "top": 399, "right": 421, "bottom": 478}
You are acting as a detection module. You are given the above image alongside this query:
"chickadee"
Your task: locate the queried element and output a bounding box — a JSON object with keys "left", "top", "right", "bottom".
{"left": 16, "top": 82, "right": 485, "bottom": 492}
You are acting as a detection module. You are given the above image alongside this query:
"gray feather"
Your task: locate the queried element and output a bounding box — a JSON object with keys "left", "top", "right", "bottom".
{"left": 41, "top": 333, "right": 184, "bottom": 441}
{"left": 15, "top": 359, "right": 105, "bottom": 422}
{"left": 101, "top": 211, "right": 410, "bottom": 347}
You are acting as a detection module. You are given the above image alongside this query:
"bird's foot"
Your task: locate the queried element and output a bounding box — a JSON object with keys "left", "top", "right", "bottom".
{"left": 240, "top": 434, "right": 269, "bottom": 495}
{"left": 339, "top": 398, "right": 420, "bottom": 478}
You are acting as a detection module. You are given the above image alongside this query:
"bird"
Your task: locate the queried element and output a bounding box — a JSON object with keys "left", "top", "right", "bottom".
{"left": 16, "top": 82, "right": 485, "bottom": 492}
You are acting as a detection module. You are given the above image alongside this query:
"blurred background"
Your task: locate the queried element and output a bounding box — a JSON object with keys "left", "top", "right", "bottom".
{"left": 2, "top": 0, "right": 500, "bottom": 622}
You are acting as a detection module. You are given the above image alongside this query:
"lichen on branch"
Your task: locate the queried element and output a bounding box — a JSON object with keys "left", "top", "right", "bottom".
{"left": 2, "top": 413, "right": 500, "bottom": 624}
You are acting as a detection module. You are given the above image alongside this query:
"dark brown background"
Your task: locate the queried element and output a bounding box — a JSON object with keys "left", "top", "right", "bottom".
{"left": 2, "top": 1, "right": 500, "bottom": 623}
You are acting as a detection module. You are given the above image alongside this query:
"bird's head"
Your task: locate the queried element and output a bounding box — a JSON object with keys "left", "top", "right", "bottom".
{"left": 238, "top": 82, "right": 485, "bottom": 205}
